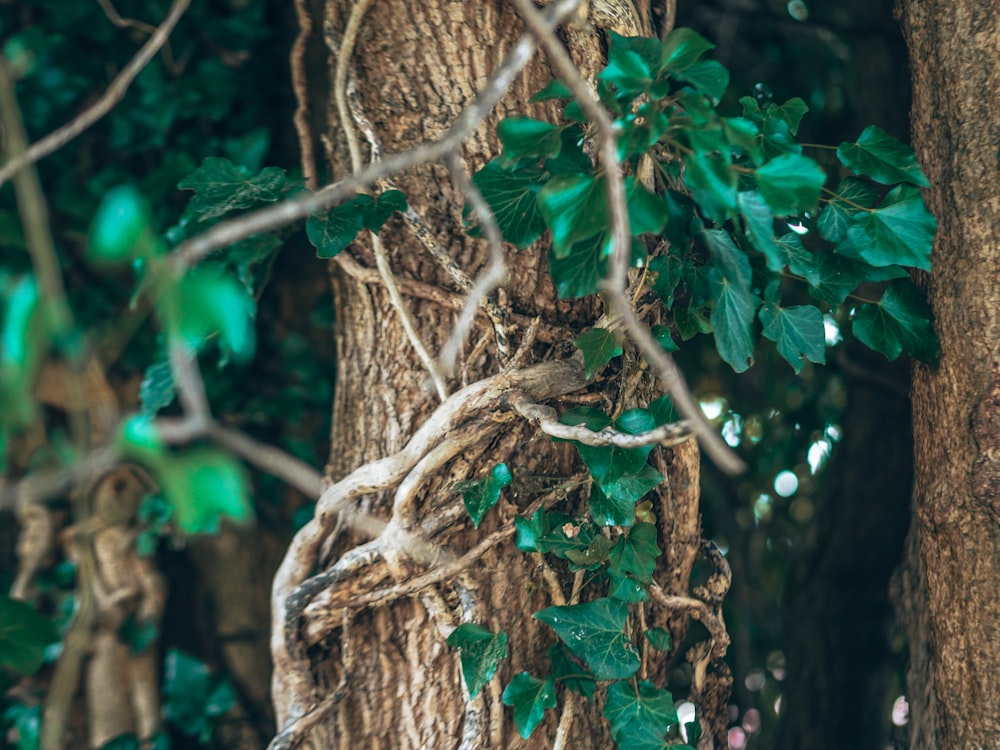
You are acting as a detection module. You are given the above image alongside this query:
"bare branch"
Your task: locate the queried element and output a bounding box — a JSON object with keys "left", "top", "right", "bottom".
{"left": 648, "top": 583, "right": 730, "bottom": 661}
{"left": 0, "top": 0, "right": 191, "bottom": 187}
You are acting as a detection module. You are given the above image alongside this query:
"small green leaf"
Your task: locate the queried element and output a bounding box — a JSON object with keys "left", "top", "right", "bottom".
{"left": 0, "top": 596, "right": 59, "bottom": 675}
{"left": 754, "top": 153, "right": 826, "bottom": 216}
{"left": 724, "top": 117, "right": 764, "bottom": 164}
{"left": 178, "top": 157, "right": 285, "bottom": 221}
{"left": 502, "top": 672, "right": 556, "bottom": 739}
{"left": 608, "top": 523, "right": 660, "bottom": 584}
{"left": 607, "top": 569, "right": 650, "bottom": 602}
{"left": 455, "top": 463, "right": 512, "bottom": 528}
{"left": 600, "top": 46, "right": 653, "bottom": 101}
{"left": 563, "top": 533, "right": 613, "bottom": 567}
{"left": 497, "top": 117, "right": 563, "bottom": 165}
{"left": 89, "top": 185, "right": 159, "bottom": 263}
{"left": 603, "top": 680, "right": 677, "bottom": 750}
{"left": 775, "top": 233, "right": 822, "bottom": 286}
{"left": 767, "top": 97, "right": 809, "bottom": 136}
{"left": 644, "top": 627, "right": 671, "bottom": 651}
{"left": 158, "top": 449, "right": 253, "bottom": 534}
{"left": 648, "top": 395, "right": 678, "bottom": 425}
{"left": 660, "top": 28, "right": 714, "bottom": 73}
{"left": 535, "top": 598, "right": 640, "bottom": 680}
{"left": 471, "top": 160, "right": 548, "bottom": 249}
{"left": 674, "top": 59, "right": 729, "bottom": 104}
{"left": 139, "top": 360, "right": 175, "bottom": 415}
{"left": 808, "top": 253, "right": 864, "bottom": 307}
{"left": 574, "top": 327, "right": 622, "bottom": 379}
{"left": 549, "top": 644, "right": 594, "bottom": 700}
{"left": 117, "top": 415, "right": 166, "bottom": 464}
{"left": 651, "top": 324, "right": 679, "bottom": 352}
{"left": 163, "top": 649, "right": 234, "bottom": 738}
{"left": 837, "top": 125, "right": 930, "bottom": 187}
{"left": 530, "top": 79, "right": 572, "bottom": 102}
{"left": 593, "top": 464, "right": 663, "bottom": 527}
{"left": 648, "top": 253, "right": 684, "bottom": 308}
{"left": 625, "top": 178, "right": 670, "bottom": 236}
{"left": 447, "top": 624, "right": 508, "bottom": 698}
{"left": 702, "top": 229, "right": 758, "bottom": 372}
{"left": 738, "top": 191, "right": 784, "bottom": 271}
{"left": 538, "top": 173, "right": 606, "bottom": 257}
{"left": 682, "top": 131, "right": 738, "bottom": 222}
{"left": 852, "top": 279, "right": 938, "bottom": 363}
{"left": 759, "top": 283, "right": 826, "bottom": 373}
{"left": 3, "top": 703, "right": 41, "bottom": 750}
{"left": 306, "top": 194, "right": 369, "bottom": 258}
{"left": 567, "top": 408, "right": 656, "bottom": 485}
{"left": 165, "top": 267, "right": 256, "bottom": 361}
{"left": 817, "top": 178, "right": 879, "bottom": 244}
{"left": 548, "top": 234, "right": 607, "bottom": 299}
{"left": 838, "top": 184, "right": 936, "bottom": 270}
{"left": 363, "top": 189, "right": 407, "bottom": 233}
{"left": 119, "top": 615, "right": 159, "bottom": 655}
{"left": 515, "top": 508, "right": 550, "bottom": 553}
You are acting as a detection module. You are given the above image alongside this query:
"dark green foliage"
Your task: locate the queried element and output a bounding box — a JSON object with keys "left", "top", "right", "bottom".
{"left": 446, "top": 624, "right": 508, "bottom": 698}
{"left": 455, "top": 463, "right": 512, "bottom": 528}
{"left": 0, "top": 596, "right": 60, "bottom": 676}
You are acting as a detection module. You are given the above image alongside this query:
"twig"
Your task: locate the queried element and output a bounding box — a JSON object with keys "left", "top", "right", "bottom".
{"left": 648, "top": 584, "right": 729, "bottom": 661}
{"left": 0, "top": 0, "right": 191, "bottom": 187}
{"left": 290, "top": 0, "right": 318, "bottom": 190}
{"left": 511, "top": 0, "right": 746, "bottom": 476}
{"left": 508, "top": 391, "right": 692, "bottom": 448}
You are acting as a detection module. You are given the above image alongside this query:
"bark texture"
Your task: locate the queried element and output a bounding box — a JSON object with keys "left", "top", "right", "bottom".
{"left": 896, "top": 1, "right": 1000, "bottom": 745}
{"left": 272, "top": 1, "right": 722, "bottom": 748}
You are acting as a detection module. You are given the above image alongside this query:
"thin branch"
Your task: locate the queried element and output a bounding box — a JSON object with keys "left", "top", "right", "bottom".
{"left": 511, "top": 0, "right": 746, "bottom": 475}
{"left": 0, "top": 0, "right": 191, "bottom": 187}
{"left": 648, "top": 583, "right": 729, "bottom": 661}
{"left": 206, "top": 424, "right": 324, "bottom": 498}
{"left": 508, "top": 391, "right": 693, "bottom": 448}
{"left": 290, "top": 0, "right": 318, "bottom": 190}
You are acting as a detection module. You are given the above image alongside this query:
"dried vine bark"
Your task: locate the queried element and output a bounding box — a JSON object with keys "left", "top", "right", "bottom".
{"left": 895, "top": 0, "right": 1000, "bottom": 745}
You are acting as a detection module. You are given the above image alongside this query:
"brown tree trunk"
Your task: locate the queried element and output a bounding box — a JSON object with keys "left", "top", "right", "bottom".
{"left": 270, "top": 1, "right": 721, "bottom": 748}
{"left": 895, "top": 1, "right": 1000, "bottom": 745}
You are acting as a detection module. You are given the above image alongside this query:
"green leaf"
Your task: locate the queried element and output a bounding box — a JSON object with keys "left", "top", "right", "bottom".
{"left": 163, "top": 649, "right": 234, "bottom": 738}
{"left": 754, "top": 153, "right": 826, "bottom": 216}
{"left": 574, "top": 327, "right": 623, "bottom": 379}
{"left": 600, "top": 46, "right": 653, "bottom": 101}
{"left": 648, "top": 395, "right": 679, "bottom": 425}
{"left": 119, "top": 615, "right": 159, "bottom": 655}
{"left": 651, "top": 324, "right": 679, "bottom": 353}
{"left": 648, "top": 253, "right": 684, "bottom": 308}
{"left": 837, "top": 125, "right": 930, "bottom": 187}
{"left": 817, "top": 177, "right": 879, "bottom": 244}
{"left": 446, "top": 624, "right": 508, "bottom": 698}
{"left": 178, "top": 157, "right": 285, "bottom": 221}
{"left": 89, "top": 185, "right": 160, "bottom": 263}
{"left": 603, "top": 680, "right": 677, "bottom": 750}
{"left": 116, "top": 415, "right": 166, "bottom": 465}
{"left": 607, "top": 569, "right": 650, "bottom": 602}
{"left": 515, "top": 508, "right": 550, "bottom": 553}
{"left": 759, "top": 282, "right": 826, "bottom": 373}
{"left": 703, "top": 229, "right": 758, "bottom": 372}
{"left": 682, "top": 131, "right": 738, "bottom": 222}
{"left": 808, "top": 253, "right": 864, "bottom": 307}
{"left": 99, "top": 735, "right": 140, "bottom": 750}
{"left": 644, "top": 627, "right": 671, "bottom": 651}
{"left": 0, "top": 596, "right": 59, "bottom": 675}
{"left": 674, "top": 59, "right": 729, "bottom": 104}
{"left": 563, "top": 533, "right": 613, "bottom": 567}
{"left": 625, "top": 178, "right": 670, "bottom": 236}
{"left": 660, "top": 28, "right": 714, "bottom": 73}
{"left": 471, "top": 160, "right": 548, "bottom": 249}
{"left": 567, "top": 408, "right": 657, "bottom": 484}
{"left": 593, "top": 464, "right": 664, "bottom": 526}
{"left": 537, "top": 517, "right": 600, "bottom": 563}
{"left": 139, "top": 360, "right": 175, "bottom": 415}
{"left": 158, "top": 449, "right": 253, "bottom": 534}
{"left": 838, "top": 184, "right": 936, "bottom": 270}
{"left": 530, "top": 78, "right": 572, "bottom": 102}
{"left": 738, "top": 191, "right": 784, "bottom": 271}
{"left": 538, "top": 173, "right": 606, "bottom": 257}
{"left": 608, "top": 523, "right": 660, "bottom": 584}
{"left": 455, "top": 463, "right": 512, "bottom": 528}
{"left": 363, "top": 189, "right": 408, "bottom": 232}
{"left": 767, "top": 97, "right": 809, "bottom": 136}
{"left": 549, "top": 644, "right": 595, "bottom": 700}
{"left": 535, "top": 598, "right": 640, "bottom": 680}
{"left": 851, "top": 280, "right": 939, "bottom": 363}
{"left": 548, "top": 234, "right": 607, "bottom": 299}
{"left": 166, "top": 267, "right": 256, "bottom": 362}
{"left": 724, "top": 117, "right": 764, "bottom": 164}
{"left": 502, "top": 672, "right": 556, "bottom": 739}
{"left": 497, "top": 117, "right": 563, "bottom": 165}
{"left": 739, "top": 97, "right": 803, "bottom": 159}
{"left": 306, "top": 194, "right": 369, "bottom": 258}
{"left": 775, "top": 233, "right": 822, "bottom": 286}
{"left": 2, "top": 703, "right": 40, "bottom": 750}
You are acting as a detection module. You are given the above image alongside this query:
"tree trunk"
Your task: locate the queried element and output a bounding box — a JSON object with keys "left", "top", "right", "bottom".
{"left": 270, "top": 1, "right": 722, "bottom": 748}
{"left": 895, "top": 1, "right": 1000, "bottom": 745}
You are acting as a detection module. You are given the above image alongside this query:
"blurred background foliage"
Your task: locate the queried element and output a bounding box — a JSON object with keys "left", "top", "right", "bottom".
{"left": 0, "top": 1, "right": 915, "bottom": 748}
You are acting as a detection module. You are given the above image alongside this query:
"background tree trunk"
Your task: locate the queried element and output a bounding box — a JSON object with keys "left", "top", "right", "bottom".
{"left": 895, "top": 0, "right": 1000, "bottom": 746}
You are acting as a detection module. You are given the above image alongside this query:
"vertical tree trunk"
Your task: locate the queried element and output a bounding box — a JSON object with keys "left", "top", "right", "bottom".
{"left": 896, "top": 1, "right": 1000, "bottom": 745}
{"left": 269, "top": 1, "right": 717, "bottom": 748}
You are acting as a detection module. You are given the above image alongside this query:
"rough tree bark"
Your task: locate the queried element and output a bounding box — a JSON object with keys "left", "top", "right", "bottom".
{"left": 893, "top": 0, "right": 1000, "bottom": 746}
{"left": 270, "top": 1, "right": 729, "bottom": 748}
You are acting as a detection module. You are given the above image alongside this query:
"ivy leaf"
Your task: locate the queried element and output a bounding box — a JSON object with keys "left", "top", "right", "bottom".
{"left": 754, "top": 153, "right": 826, "bottom": 216}
{"left": 739, "top": 97, "right": 803, "bottom": 159}
{"left": 759, "top": 282, "right": 826, "bottom": 373}
{"left": 808, "top": 253, "right": 864, "bottom": 307}
{"left": 455, "top": 463, "right": 512, "bottom": 528}
{"left": 574, "top": 327, "right": 623, "bottom": 379}
{"left": 535, "top": 598, "right": 640, "bottom": 680}
{"left": 89, "top": 185, "right": 160, "bottom": 263}
{"left": 549, "top": 644, "right": 595, "bottom": 700}
{"left": 163, "top": 649, "right": 235, "bottom": 739}
{"left": 851, "top": 280, "right": 939, "bottom": 363}
{"left": 139, "top": 360, "right": 175, "bottom": 415}
{"left": 837, "top": 125, "right": 930, "bottom": 187}
{"left": 603, "top": 680, "right": 678, "bottom": 750}
{"left": 651, "top": 324, "right": 679, "bottom": 353}
{"left": 767, "top": 97, "right": 809, "bottom": 135}
{"left": 625, "top": 178, "right": 670, "bottom": 236}
{"left": 838, "top": 184, "right": 936, "bottom": 270}
{"left": 682, "top": 130, "right": 738, "bottom": 222}
{"left": 446, "top": 624, "right": 508, "bottom": 699}
{"left": 497, "top": 117, "right": 563, "bottom": 165}
{"left": 724, "top": 117, "right": 764, "bottom": 164}
{"left": 566, "top": 408, "right": 657, "bottom": 484}
{"left": 593, "top": 464, "right": 664, "bottom": 527}
{"left": 547, "top": 233, "right": 631, "bottom": 300}
{"left": 648, "top": 253, "right": 684, "bottom": 308}
{"left": 538, "top": 173, "right": 606, "bottom": 257}
{"left": 607, "top": 570, "right": 650, "bottom": 602}
{"left": 306, "top": 195, "right": 369, "bottom": 258}
{"left": 608, "top": 523, "right": 660, "bottom": 584}
{"left": 470, "top": 160, "right": 547, "bottom": 249}
{"left": 530, "top": 78, "right": 572, "bottom": 102}
{"left": 0, "top": 596, "right": 59, "bottom": 675}
{"left": 660, "top": 28, "right": 714, "bottom": 73}
{"left": 703, "top": 229, "right": 758, "bottom": 372}
{"left": 674, "top": 59, "right": 729, "bottom": 104}
{"left": 817, "top": 177, "right": 879, "bottom": 244}
{"left": 738, "top": 191, "right": 784, "bottom": 271}
{"left": 502, "top": 672, "right": 556, "bottom": 739}
{"left": 158, "top": 449, "right": 253, "bottom": 534}
{"left": 515, "top": 508, "right": 551, "bottom": 553}
{"left": 363, "top": 189, "right": 407, "bottom": 233}
{"left": 607, "top": 32, "right": 663, "bottom": 71}
{"left": 537, "top": 517, "right": 599, "bottom": 562}
{"left": 164, "top": 266, "right": 256, "bottom": 362}
{"left": 178, "top": 157, "right": 285, "bottom": 221}
{"left": 644, "top": 627, "right": 672, "bottom": 651}
{"left": 600, "top": 46, "right": 653, "bottom": 101}
{"left": 649, "top": 395, "right": 679, "bottom": 425}
{"left": 563, "top": 533, "right": 613, "bottom": 568}
{"left": 775, "top": 233, "right": 822, "bottom": 286}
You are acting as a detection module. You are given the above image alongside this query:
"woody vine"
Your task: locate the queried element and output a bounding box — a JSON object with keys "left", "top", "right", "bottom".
{"left": 0, "top": 0, "right": 935, "bottom": 748}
